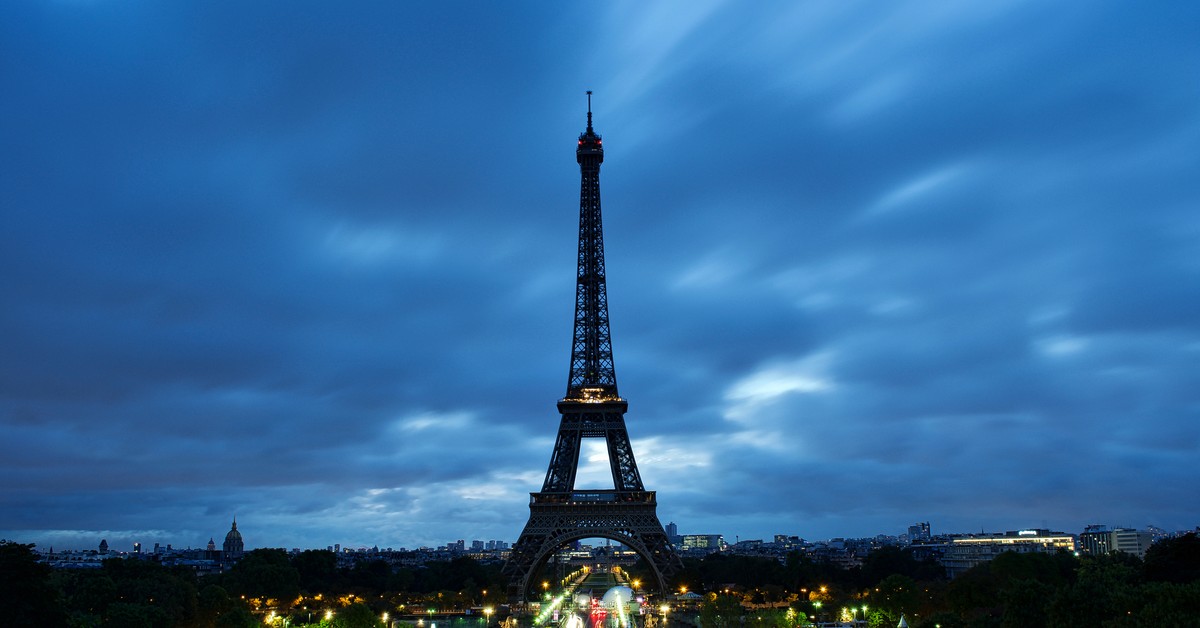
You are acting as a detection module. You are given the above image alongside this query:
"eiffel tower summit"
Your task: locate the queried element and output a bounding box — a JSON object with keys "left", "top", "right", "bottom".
{"left": 503, "top": 93, "right": 682, "bottom": 602}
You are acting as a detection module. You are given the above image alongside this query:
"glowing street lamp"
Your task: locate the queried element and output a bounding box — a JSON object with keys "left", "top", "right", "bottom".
{"left": 484, "top": 606, "right": 494, "bottom": 626}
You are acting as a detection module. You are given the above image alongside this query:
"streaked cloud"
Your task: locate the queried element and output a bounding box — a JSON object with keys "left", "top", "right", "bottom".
{"left": 1, "top": 0, "right": 1197, "bottom": 551}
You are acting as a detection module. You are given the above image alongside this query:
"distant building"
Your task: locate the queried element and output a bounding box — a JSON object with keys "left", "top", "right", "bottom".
{"left": 680, "top": 534, "right": 725, "bottom": 554}
{"left": 1079, "top": 526, "right": 1153, "bottom": 559}
{"left": 774, "top": 535, "right": 803, "bottom": 550}
{"left": 207, "top": 538, "right": 216, "bottom": 552}
{"left": 908, "top": 522, "right": 931, "bottom": 542}
{"left": 942, "top": 529, "right": 1075, "bottom": 578}
{"left": 223, "top": 517, "right": 245, "bottom": 561}
{"left": 666, "top": 522, "right": 682, "bottom": 546}
{"left": 98, "top": 539, "right": 108, "bottom": 555}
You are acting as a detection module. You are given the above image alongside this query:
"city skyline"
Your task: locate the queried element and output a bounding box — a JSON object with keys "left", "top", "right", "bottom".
{"left": 24, "top": 517, "right": 1181, "bottom": 556}
{"left": 3, "top": 2, "right": 1198, "bottom": 552}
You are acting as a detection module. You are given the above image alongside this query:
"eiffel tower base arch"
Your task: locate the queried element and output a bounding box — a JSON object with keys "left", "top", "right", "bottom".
{"left": 503, "top": 492, "right": 682, "bottom": 602}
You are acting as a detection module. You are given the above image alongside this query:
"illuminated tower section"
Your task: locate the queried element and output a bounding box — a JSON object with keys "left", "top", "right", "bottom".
{"left": 503, "top": 93, "right": 681, "bottom": 601}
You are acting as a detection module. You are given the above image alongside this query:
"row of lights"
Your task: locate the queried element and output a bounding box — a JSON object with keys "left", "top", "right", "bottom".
{"left": 266, "top": 605, "right": 502, "bottom": 627}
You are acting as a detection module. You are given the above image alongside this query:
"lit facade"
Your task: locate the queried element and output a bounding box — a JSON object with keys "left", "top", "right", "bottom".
{"left": 1079, "top": 526, "right": 1153, "bottom": 559}
{"left": 942, "top": 529, "right": 1075, "bottom": 578}
{"left": 680, "top": 534, "right": 726, "bottom": 554}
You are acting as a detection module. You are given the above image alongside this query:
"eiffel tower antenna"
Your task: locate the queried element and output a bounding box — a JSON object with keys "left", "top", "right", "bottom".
{"left": 503, "top": 93, "right": 681, "bottom": 603}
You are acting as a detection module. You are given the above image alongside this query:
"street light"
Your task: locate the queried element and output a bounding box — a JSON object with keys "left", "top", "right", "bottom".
{"left": 484, "top": 606, "right": 494, "bottom": 626}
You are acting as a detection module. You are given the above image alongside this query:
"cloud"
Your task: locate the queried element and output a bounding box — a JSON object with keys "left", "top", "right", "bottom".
{"left": 1, "top": 0, "right": 1198, "bottom": 551}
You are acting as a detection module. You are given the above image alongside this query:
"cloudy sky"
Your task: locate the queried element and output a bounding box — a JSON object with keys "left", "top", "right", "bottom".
{"left": 3, "top": 1, "right": 1198, "bottom": 553}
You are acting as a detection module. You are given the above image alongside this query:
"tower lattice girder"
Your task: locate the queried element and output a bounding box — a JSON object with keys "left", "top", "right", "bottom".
{"left": 504, "top": 495, "right": 677, "bottom": 597}
{"left": 503, "top": 94, "right": 681, "bottom": 602}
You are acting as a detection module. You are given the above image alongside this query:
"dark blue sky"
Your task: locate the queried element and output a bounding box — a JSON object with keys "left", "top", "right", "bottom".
{"left": 2, "top": 1, "right": 1198, "bottom": 552}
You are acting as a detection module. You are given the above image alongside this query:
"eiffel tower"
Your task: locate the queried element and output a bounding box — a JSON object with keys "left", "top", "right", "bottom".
{"left": 503, "top": 94, "right": 682, "bottom": 601}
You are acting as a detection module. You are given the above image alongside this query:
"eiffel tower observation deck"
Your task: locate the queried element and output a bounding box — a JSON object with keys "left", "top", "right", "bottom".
{"left": 503, "top": 93, "right": 681, "bottom": 603}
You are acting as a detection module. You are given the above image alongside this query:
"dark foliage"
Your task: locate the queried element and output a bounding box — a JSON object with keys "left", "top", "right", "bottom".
{"left": 218, "top": 548, "right": 300, "bottom": 603}
{"left": 19, "top": 536, "right": 1200, "bottom": 627}
{"left": 857, "top": 545, "right": 945, "bottom": 586}
{"left": 329, "top": 601, "right": 383, "bottom": 628}
{"left": 1144, "top": 532, "right": 1200, "bottom": 584}
{"left": 0, "top": 541, "right": 67, "bottom": 627}
{"left": 293, "top": 549, "right": 339, "bottom": 593}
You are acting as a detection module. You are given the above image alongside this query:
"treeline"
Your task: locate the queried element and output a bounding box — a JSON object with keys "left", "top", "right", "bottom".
{"left": 215, "top": 548, "right": 504, "bottom": 604}
{"left": 3, "top": 534, "right": 1199, "bottom": 627}
{"left": 0, "top": 542, "right": 505, "bottom": 628}
{"left": 649, "top": 534, "right": 1200, "bottom": 627}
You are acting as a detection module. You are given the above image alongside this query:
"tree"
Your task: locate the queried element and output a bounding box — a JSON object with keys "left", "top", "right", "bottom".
{"left": 0, "top": 541, "right": 66, "bottom": 627}
{"left": 1045, "top": 553, "right": 1141, "bottom": 628}
{"left": 199, "top": 583, "right": 241, "bottom": 626}
{"left": 700, "top": 593, "right": 744, "bottom": 627}
{"left": 330, "top": 602, "right": 382, "bottom": 628}
{"left": 106, "top": 602, "right": 168, "bottom": 628}
{"left": 100, "top": 557, "right": 199, "bottom": 625}
{"left": 293, "top": 550, "right": 340, "bottom": 594}
{"left": 860, "top": 546, "right": 938, "bottom": 586}
{"left": 1143, "top": 533, "right": 1200, "bottom": 584}
{"left": 214, "top": 605, "right": 259, "bottom": 628}
{"left": 873, "top": 574, "right": 919, "bottom": 625}
{"left": 1116, "top": 581, "right": 1200, "bottom": 626}
{"left": 347, "top": 559, "right": 391, "bottom": 594}
{"left": 53, "top": 569, "right": 117, "bottom": 623}
{"left": 998, "top": 578, "right": 1053, "bottom": 628}
{"left": 225, "top": 548, "right": 301, "bottom": 605}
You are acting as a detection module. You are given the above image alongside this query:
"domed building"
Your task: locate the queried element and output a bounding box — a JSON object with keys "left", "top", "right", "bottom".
{"left": 222, "top": 517, "right": 244, "bottom": 561}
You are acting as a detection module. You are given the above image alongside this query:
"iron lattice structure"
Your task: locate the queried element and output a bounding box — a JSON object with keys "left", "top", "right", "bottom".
{"left": 504, "top": 94, "right": 681, "bottom": 602}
